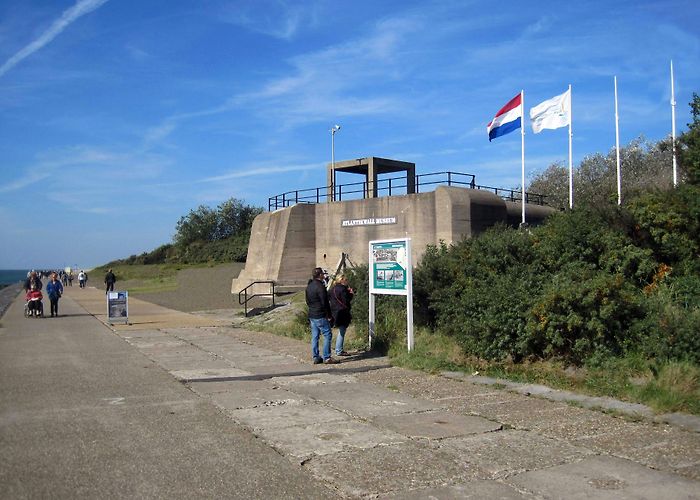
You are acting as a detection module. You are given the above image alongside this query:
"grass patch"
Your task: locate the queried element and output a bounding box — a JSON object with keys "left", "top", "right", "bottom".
{"left": 92, "top": 263, "right": 210, "bottom": 295}
{"left": 386, "top": 330, "right": 700, "bottom": 415}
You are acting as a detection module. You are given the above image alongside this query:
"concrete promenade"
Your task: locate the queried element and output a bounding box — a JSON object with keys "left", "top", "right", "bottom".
{"left": 1, "top": 284, "right": 699, "bottom": 499}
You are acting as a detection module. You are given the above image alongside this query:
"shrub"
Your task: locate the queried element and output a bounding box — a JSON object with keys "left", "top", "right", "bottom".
{"left": 526, "top": 265, "right": 645, "bottom": 365}
{"left": 346, "top": 265, "right": 407, "bottom": 354}
{"left": 633, "top": 274, "right": 700, "bottom": 364}
{"left": 626, "top": 184, "right": 700, "bottom": 272}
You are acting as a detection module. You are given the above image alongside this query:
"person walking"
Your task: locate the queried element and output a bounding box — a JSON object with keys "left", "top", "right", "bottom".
{"left": 329, "top": 274, "right": 354, "bottom": 356}
{"left": 46, "top": 272, "right": 64, "bottom": 317}
{"left": 104, "top": 268, "right": 116, "bottom": 293}
{"left": 78, "top": 270, "right": 86, "bottom": 288}
{"left": 305, "top": 267, "right": 337, "bottom": 364}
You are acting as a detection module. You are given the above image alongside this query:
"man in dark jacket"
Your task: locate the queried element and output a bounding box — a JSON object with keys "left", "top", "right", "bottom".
{"left": 305, "top": 267, "right": 336, "bottom": 364}
{"left": 104, "top": 269, "right": 116, "bottom": 293}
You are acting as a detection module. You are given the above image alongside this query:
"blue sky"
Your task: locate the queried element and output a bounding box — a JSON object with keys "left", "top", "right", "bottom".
{"left": 1, "top": 0, "right": 699, "bottom": 269}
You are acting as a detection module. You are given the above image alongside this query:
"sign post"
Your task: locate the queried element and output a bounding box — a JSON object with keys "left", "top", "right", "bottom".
{"left": 107, "top": 291, "right": 129, "bottom": 325}
{"left": 369, "top": 238, "right": 414, "bottom": 351}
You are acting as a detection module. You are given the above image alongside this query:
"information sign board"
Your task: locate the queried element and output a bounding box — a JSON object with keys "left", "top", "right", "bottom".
{"left": 107, "top": 291, "right": 128, "bottom": 324}
{"left": 368, "top": 238, "right": 414, "bottom": 350}
{"left": 370, "top": 239, "right": 409, "bottom": 295}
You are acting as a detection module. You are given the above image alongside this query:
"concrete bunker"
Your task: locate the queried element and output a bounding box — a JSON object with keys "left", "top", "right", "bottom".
{"left": 232, "top": 157, "right": 555, "bottom": 295}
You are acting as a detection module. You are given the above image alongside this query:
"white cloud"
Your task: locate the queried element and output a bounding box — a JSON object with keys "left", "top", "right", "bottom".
{"left": 0, "top": 0, "right": 110, "bottom": 77}
{"left": 217, "top": 0, "right": 317, "bottom": 40}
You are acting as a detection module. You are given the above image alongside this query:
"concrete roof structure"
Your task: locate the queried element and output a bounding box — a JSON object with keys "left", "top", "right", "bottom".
{"left": 327, "top": 156, "right": 416, "bottom": 201}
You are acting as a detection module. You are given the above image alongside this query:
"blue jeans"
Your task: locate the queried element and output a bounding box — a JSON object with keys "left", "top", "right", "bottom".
{"left": 335, "top": 324, "right": 347, "bottom": 355}
{"left": 310, "top": 317, "right": 332, "bottom": 360}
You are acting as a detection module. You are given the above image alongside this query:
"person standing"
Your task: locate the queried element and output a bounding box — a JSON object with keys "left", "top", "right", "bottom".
{"left": 104, "top": 268, "right": 116, "bottom": 293}
{"left": 305, "top": 267, "right": 336, "bottom": 364}
{"left": 46, "top": 272, "right": 64, "bottom": 317}
{"left": 78, "top": 270, "right": 86, "bottom": 288}
{"left": 329, "top": 274, "right": 354, "bottom": 356}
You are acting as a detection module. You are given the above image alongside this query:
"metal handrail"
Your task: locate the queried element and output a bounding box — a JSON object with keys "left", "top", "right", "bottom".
{"left": 268, "top": 171, "right": 545, "bottom": 210}
{"left": 238, "top": 280, "right": 276, "bottom": 317}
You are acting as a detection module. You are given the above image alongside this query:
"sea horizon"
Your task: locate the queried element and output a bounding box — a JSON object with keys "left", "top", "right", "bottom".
{"left": 0, "top": 269, "right": 29, "bottom": 286}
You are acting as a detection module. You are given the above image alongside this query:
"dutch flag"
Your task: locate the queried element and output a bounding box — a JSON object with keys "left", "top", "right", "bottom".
{"left": 487, "top": 93, "right": 522, "bottom": 142}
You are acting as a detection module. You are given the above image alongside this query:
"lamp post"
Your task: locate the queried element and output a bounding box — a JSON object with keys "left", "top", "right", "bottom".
{"left": 331, "top": 124, "right": 341, "bottom": 200}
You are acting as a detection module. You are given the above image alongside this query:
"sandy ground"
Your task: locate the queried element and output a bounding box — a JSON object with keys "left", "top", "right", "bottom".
{"left": 126, "top": 263, "right": 246, "bottom": 312}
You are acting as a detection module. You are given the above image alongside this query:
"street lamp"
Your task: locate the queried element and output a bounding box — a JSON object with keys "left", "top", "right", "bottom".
{"left": 331, "top": 124, "right": 341, "bottom": 200}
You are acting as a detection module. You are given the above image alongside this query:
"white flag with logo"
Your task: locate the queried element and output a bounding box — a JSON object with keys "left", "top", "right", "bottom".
{"left": 529, "top": 88, "right": 571, "bottom": 133}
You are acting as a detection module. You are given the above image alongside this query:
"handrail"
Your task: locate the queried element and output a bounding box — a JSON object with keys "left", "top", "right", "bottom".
{"left": 238, "top": 280, "right": 276, "bottom": 317}
{"left": 268, "top": 170, "right": 546, "bottom": 210}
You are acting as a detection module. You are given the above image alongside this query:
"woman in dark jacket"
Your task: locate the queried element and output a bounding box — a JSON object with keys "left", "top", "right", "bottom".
{"left": 329, "top": 274, "right": 354, "bottom": 356}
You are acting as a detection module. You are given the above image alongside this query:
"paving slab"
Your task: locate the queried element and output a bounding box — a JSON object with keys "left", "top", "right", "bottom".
{"left": 185, "top": 378, "right": 274, "bottom": 396}
{"left": 124, "top": 339, "right": 190, "bottom": 349}
{"left": 372, "top": 410, "right": 502, "bottom": 439}
{"left": 443, "top": 429, "right": 594, "bottom": 479}
{"left": 256, "top": 420, "right": 407, "bottom": 459}
{"left": 228, "top": 354, "right": 302, "bottom": 370}
{"left": 271, "top": 372, "right": 360, "bottom": 386}
{"left": 231, "top": 400, "right": 351, "bottom": 431}
{"left": 169, "top": 367, "right": 251, "bottom": 382}
{"left": 508, "top": 455, "right": 700, "bottom": 499}
{"left": 448, "top": 393, "right": 575, "bottom": 430}
{"left": 305, "top": 441, "right": 485, "bottom": 497}
{"left": 380, "top": 481, "right": 534, "bottom": 499}
{"left": 208, "top": 385, "right": 312, "bottom": 410}
{"left": 569, "top": 423, "right": 700, "bottom": 478}
{"left": 290, "top": 380, "right": 441, "bottom": 418}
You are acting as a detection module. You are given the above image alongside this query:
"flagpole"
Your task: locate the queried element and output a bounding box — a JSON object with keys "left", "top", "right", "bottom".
{"left": 671, "top": 60, "right": 678, "bottom": 187}
{"left": 614, "top": 76, "right": 621, "bottom": 205}
{"left": 568, "top": 84, "right": 573, "bottom": 209}
{"left": 521, "top": 89, "right": 526, "bottom": 225}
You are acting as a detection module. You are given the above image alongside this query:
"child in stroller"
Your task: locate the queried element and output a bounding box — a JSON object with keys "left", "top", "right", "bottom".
{"left": 25, "top": 285, "right": 43, "bottom": 317}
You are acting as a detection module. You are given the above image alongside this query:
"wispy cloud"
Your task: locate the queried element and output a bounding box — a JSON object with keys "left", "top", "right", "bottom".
{"left": 218, "top": 0, "right": 317, "bottom": 40}
{"left": 142, "top": 15, "right": 418, "bottom": 145}
{"left": 198, "top": 162, "right": 322, "bottom": 183}
{"left": 1, "top": 145, "right": 167, "bottom": 195}
{"left": 0, "top": 0, "right": 109, "bottom": 78}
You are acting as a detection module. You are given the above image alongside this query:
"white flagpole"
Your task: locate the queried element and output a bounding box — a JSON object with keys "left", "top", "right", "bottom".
{"left": 614, "top": 76, "right": 622, "bottom": 205}
{"left": 568, "top": 84, "right": 574, "bottom": 209}
{"left": 521, "top": 89, "right": 526, "bottom": 225}
{"left": 671, "top": 60, "right": 678, "bottom": 187}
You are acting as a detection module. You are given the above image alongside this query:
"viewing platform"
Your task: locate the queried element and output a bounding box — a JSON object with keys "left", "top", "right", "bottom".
{"left": 269, "top": 157, "right": 547, "bottom": 211}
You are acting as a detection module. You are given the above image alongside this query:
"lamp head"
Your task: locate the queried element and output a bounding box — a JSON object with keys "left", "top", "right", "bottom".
{"left": 331, "top": 124, "right": 341, "bottom": 133}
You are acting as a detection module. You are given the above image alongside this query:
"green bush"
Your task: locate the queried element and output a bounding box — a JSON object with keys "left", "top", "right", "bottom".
{"left": 415, "top": 226, "right": 544, "bottom": 361}
{"left": 346, "top": 265, "right": 406, "bottom": 354}
{"left": 626, "top": 184, "right": 700, "bottom": 272}
{"left": 407, "top": 184, "right": 699, "bottom": 366}
{"left": 633, "top": 275, "right": 700, "bottom": 364}
{"left": 526, "top": 265, "right": 645, "bottom": 364}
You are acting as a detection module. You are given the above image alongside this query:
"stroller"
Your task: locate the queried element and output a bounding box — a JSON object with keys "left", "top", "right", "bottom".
{"left": 24, "top": 287, "right": 44, "bottom": 318}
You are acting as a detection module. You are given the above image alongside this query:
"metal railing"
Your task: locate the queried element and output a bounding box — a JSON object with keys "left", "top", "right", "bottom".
{"left": 268, "top": 171, "right": 545, "bottom": 210}
{"left": 238, "top": 280, "right": 276, "bottom": 317}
